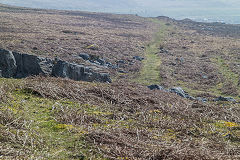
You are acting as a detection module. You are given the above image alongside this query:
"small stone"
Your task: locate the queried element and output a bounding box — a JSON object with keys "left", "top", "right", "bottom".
{"left": 202, "top": 75, "right": 208, "bottom": 79}
{"left": 79, "top": 53, "right": 90, "bottom": 60}
{"left": 214, "top": 96, "right": 236, "bottom": 102}
{"left": 148, "top": 85, "right": 164, "bottom": 90}
{"left": 118, "top": 70, "right": 128, "bottom": 73}
{"left": 32, "top": 47, "right": 38, "bottom": 50}
{"left": 96, "top": 58, "right": 105, "bottom": 65}
{"left": 117, "top": 60, "right": 125, "bottom": 64}
{"left": 170, "top": 87, "right": 189, "bottom": 98}
{"left": 133, "top": 56, "right": 144, "bottom": 61}
{"left": 196, "top": 97, "right": 208, "bottom": 103}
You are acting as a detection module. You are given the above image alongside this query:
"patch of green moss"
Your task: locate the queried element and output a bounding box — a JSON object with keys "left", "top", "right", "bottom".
{"left": 0, "top": 88, "right": 106, "bottom": 159}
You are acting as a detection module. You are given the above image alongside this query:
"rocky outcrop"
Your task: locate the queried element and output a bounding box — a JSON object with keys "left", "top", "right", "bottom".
{"left": 0, "top": 49, "right": 111, "bottom": 83}
{"left": 52, "top": 60, "right": 111, "bottom": 83}
{"left": 0, "top": 49, "right": 17, "bottom": 78}
{"left": 13, "top": 52, "right": 53, "bottom": 78}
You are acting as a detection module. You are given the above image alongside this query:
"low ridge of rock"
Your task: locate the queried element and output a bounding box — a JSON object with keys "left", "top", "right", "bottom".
{"left": 52, "top": 60, "right": 111, "bottom": 83}
{"left": 0, "top": 49, "right": 111, "bottom": 83}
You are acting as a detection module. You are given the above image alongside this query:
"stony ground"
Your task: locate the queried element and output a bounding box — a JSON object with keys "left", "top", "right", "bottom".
{"left": 0, "top": 4, "right": 240, "bottom": 160}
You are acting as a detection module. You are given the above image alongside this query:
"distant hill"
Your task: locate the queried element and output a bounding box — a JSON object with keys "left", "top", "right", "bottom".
{"left": 1, "top": 0, "right": 240, "bottom": 23}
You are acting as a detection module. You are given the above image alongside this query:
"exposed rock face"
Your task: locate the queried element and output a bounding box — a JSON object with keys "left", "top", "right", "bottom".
{"left": 52, "top": 60, "right": 111, "bottom": 83}
{"left": 13, "top": 52, "right": 53, "bottom": 78}
{"left": 0, "top": 49, "right": 17, "bottom": 78}
{"left": 0, "top": 49, "right": 111, "bottom": 83}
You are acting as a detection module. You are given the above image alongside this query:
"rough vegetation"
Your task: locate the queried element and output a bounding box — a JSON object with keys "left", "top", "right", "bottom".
{"left": 0, "top": 4, "right": 240, "bottom": 160}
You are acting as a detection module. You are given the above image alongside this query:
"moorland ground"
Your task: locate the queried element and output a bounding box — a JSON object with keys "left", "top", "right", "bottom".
{"left": 0, "top": 4, "right": 240, "bottom": 160}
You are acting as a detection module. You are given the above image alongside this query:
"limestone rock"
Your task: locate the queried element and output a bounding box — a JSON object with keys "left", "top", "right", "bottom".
{"left": 13, "top": 52, "right": 53, "bottom": 78}
{"left": 52, "top": 60, "right": 111, "bottom": 83}
{"left": 170, "top": 87, "right": 189, "bottom": 98}
{"left": 0, "top": 49, "right": 17, "bottom": 78}
{"left": 148, "top": 84, "right": 164, "bottom": 90}
{"left": 0, "top": 48, "right": 111, "bottom": 83}
{"left": 214, "top": 96, "right": 236, "bottom": 102}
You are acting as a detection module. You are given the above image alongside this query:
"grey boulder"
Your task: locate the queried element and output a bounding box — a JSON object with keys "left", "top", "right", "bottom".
{"left": 79, "top": 53, "right": 90, "bottom": 60}
{"left": 13, "top": 52, "right": 53, "bottom": 78}
{"left": 196, "top": 97, "right": 208, "bottom": 103}
{"left": 148, "top": 85, "right": 164, "bottom": 90}
{"left": 0, "top": 49, "right": 17, "bottom": 78}
{"left": 214, "top": 96, "right": 236, "bottom": 102}
{"left": 133, "top": 56, "right": 144, "bottom": 61}
{"left": 96, "top": 58, "right": 105, "bottom": 66}
{"left": 52, "top": 60, "right": 111, "bottom": 83}
{"left": 170, "top": 87, "right": 189, "bottom": 98}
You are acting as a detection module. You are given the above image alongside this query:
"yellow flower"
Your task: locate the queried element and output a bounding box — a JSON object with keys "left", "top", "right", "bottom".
{"left": 55, "top": 124, "right": 73, "bottom": 130}
{"left": 224, "top": 121, "right": 239, "bottom": 127}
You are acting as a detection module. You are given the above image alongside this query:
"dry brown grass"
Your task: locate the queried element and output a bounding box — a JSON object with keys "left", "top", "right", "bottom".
{"left": 0, "top": 79, "right": 19, "bottom": 101}
{"left": 0, "top": 107, "right": 44, "bottom": 159}
{"left": 20, "top": 76, "right": 240, "bottom": 159}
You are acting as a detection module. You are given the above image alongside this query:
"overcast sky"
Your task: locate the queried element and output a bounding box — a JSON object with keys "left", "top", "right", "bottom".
{"left": 1, "top": 0, "right": 240, "bottom": 23}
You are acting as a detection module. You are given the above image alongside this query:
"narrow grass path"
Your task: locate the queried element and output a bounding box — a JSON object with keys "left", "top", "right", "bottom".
{"left": 210, "top": 57, "right": 240, "bottom": 98}
{"left": 134, "top": 20, "right": 169, "bottom": 85}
